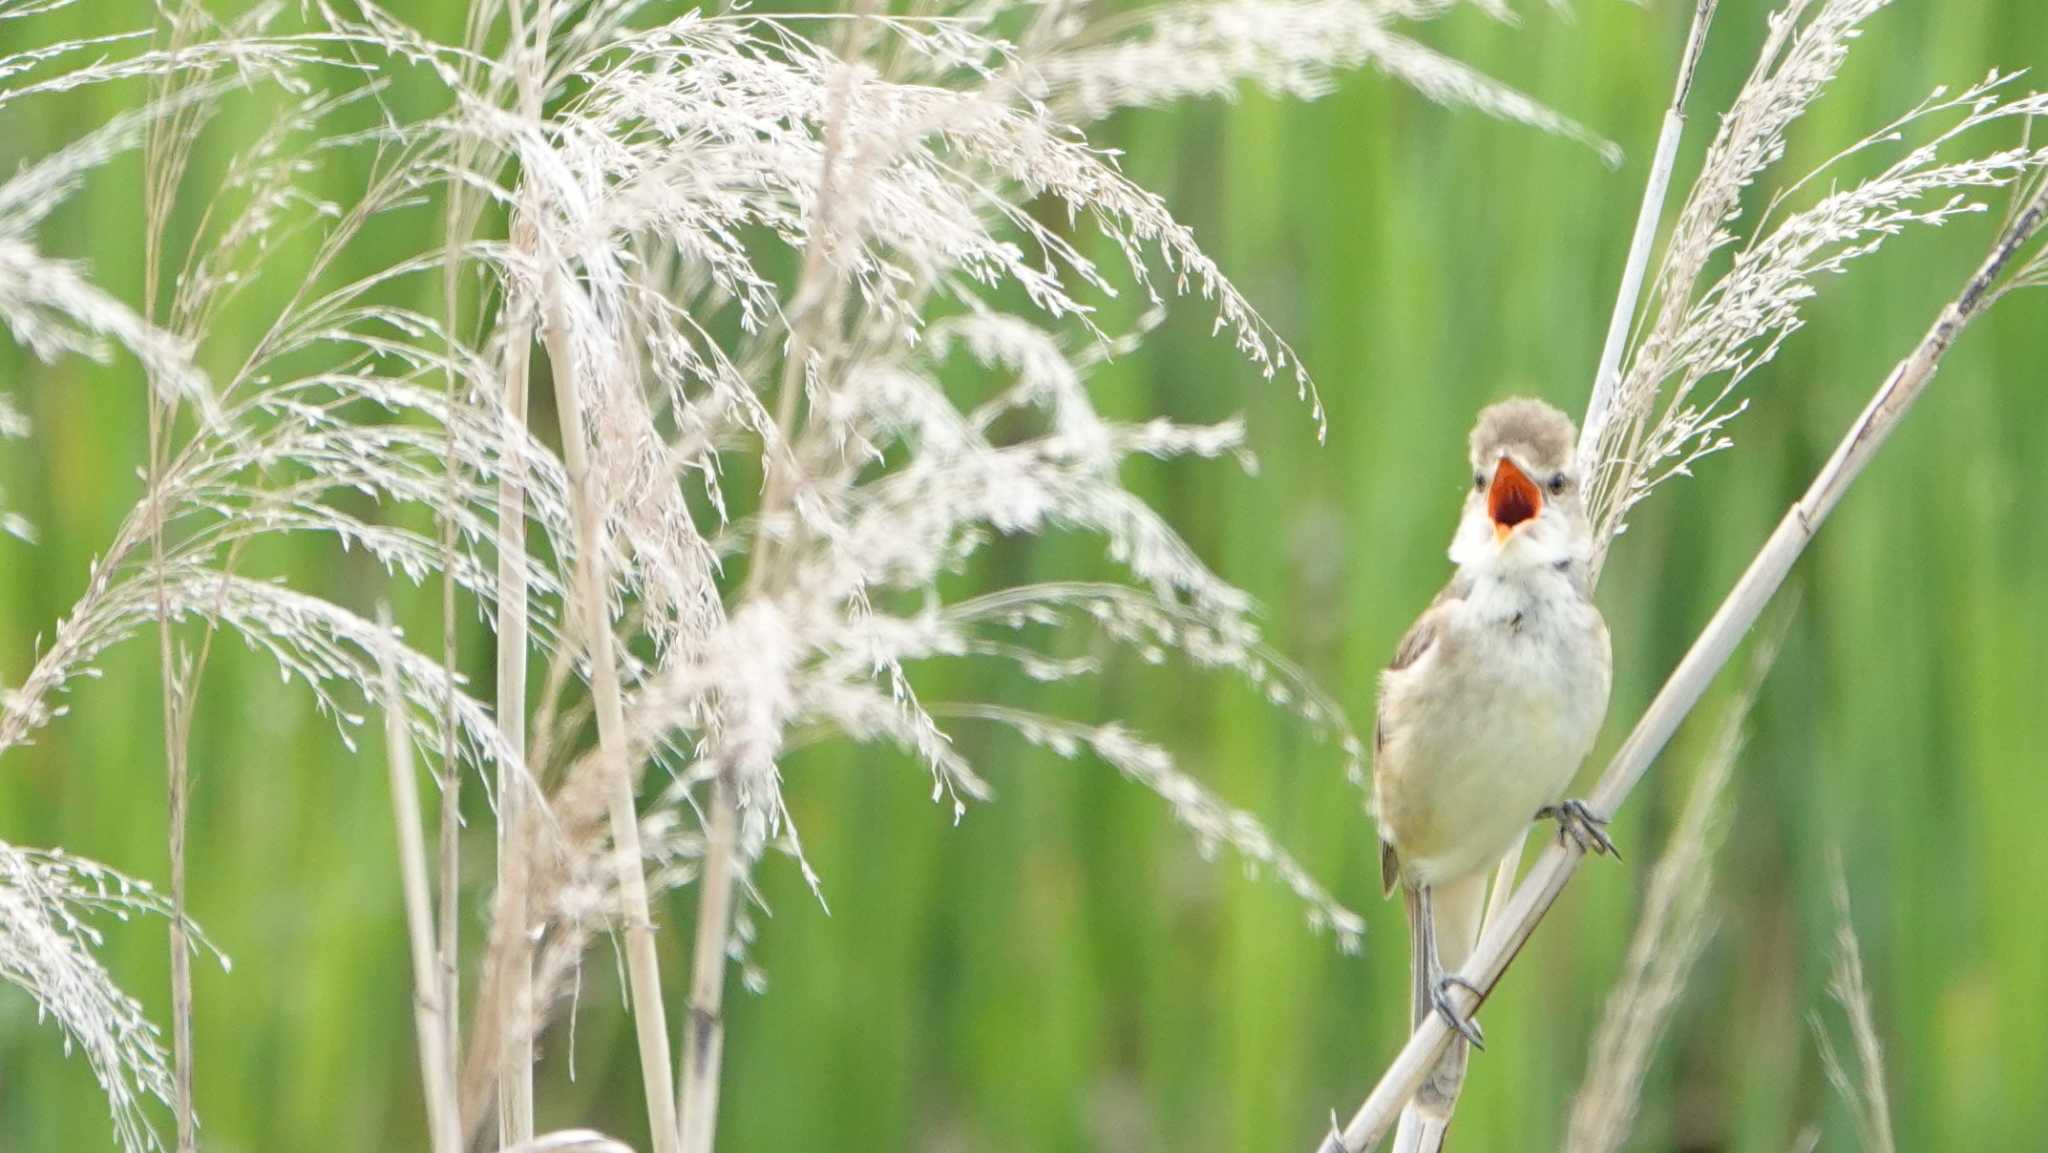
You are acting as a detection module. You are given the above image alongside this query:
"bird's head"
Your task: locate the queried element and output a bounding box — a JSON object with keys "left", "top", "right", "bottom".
{"left": 1448, "top": 397, "right": 1591, "bottom": 578}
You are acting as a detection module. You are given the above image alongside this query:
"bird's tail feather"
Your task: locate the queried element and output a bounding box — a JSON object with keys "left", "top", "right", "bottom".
{"left": 1404, "top": 882, "right": 1432, "bottom": 1032}
{"left": 1395, "top": 871, "right": 1489, "bottom": 1153}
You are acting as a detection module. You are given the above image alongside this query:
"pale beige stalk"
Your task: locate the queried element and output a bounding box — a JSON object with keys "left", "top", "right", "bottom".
{"left": 379, "top": 606, "right": 463, "bottom": 1153}
{"left": 678, "top": 776, "right": 737, "bottom": 1153}
{"left": 492, "top": 0, "right": 547, "bottom": 1139}
{"left": 1577, "top": 0, "right": 1719, "bottom": 478}
{"left": 543, "top": 274, "right": 682, "bottom": 1153}
{"left": 493, "top": 307, "right": 537, "bottom": 1147}
{"left": 435, "top": 162, "right": 466, "bottom": 1153}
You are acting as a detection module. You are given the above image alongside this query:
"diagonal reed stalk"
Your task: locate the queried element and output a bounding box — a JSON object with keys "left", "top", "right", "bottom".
{"left": 378, "top": 606, "right": 463, "bottom": 1153}
{"left": 1313, "top": 176, "right": 2048, "bottom": 1153}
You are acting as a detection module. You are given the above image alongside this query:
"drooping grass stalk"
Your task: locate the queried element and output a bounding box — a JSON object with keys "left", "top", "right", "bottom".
{"left": 1313, "top": 179, "right": 2048, "bottom": 1153}
{"left": 378, "top": 606, "right": 463, "bottom": 1153}
{"left": 542, "top": 274, "right": 683, "bottom": 1153}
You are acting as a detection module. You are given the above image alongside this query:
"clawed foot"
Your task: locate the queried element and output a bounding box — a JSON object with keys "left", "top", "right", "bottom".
{"left": 1537, "top": 799, "right": 1621, "bottom": 859}
{"left": 1432, "top": 975, "right": 1486, "bottom": 1050}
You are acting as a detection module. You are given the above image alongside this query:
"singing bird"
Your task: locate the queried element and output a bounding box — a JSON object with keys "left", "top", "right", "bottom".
{"left": 1374, "top": 397, "right": 1615, "bottom": 1153}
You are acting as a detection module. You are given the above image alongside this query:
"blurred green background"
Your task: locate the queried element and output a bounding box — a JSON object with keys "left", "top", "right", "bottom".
{"left": 3, "top": 1, "right": 2046, "bottom": 1151}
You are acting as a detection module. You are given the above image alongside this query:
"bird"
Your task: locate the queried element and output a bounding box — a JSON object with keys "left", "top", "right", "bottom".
{"left": 1373, "top": 397, "right": 1615, "bottom": 1153}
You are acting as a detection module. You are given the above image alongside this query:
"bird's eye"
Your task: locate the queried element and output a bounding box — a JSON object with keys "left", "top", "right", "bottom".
{"left": 1548, "top": 473, "right": 1568, "bottom": 495}
{"left": 1473, "top": 473, "right": 1487, "bottom": 491}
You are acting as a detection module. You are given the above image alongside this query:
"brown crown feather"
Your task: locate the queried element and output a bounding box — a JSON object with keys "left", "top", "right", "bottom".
{"left": 1469, "top": 396, "right": 1577, "bottom": 474}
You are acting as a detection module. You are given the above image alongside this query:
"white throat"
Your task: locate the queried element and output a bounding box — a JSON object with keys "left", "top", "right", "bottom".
{"left": 1447, "top": 505, "right": 1586, "bottom": 591}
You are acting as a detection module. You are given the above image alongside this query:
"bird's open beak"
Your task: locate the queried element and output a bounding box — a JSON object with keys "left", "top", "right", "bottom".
{"left": 1488, "top": 457, "right": 1542, "bottom": 542}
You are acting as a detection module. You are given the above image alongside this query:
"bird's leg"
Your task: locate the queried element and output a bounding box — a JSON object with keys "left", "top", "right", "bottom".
{"left": 1419, "top": 886, "right": 1486, "bottom": 1049}
{"left": 1432, "top": 974, "right": 1486, "bottom": 1050}
{"left": 1536, "top": 799, "right": 1621, "bottom": 860}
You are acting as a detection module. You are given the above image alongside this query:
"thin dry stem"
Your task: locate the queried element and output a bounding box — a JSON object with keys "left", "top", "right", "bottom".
{"left": 678, "top": 777, "right": 738, "bottom": 1153}
{"left": 146, "top": 345, "right": 195, "bottom": 1153}
{"left": 1578, "top": 0, "right": 1718, "bottom": 477}
{"left": 492, "top": 318, "right": 539, "bottom": 1148}
{"left": 435, "top": 194, "right": 466, "bottom": 1140}
{"left": 491, "top": 0, "right": 547, "bottom": 1139}
{"left": 543, "top": 273, "right": 682, "bottom": 1153}
{"left": 379, "top": 605, "right": 463, "bottom": 1153}
{"left": 435, "top": 334, "right": 464, "bottom": 1153}
{"left": 141, "top": 11, "right": 201, "bottom": 1146}
{"left": 149, "top": 433, "right": 193, "bottom": 1153}
{"left": 434, "top": 8, "right": 479, "bottom": 1081}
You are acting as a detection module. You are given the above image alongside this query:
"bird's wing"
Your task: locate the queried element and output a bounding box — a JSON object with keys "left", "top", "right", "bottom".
{"left": 1375, "top": 574, "right": 1470, "bottom": 895}
{"left": 1387, "top": 608, "right": 1441, "bottom": 673}
{"left": 1377, "top": 573, "right": 1470, "bottom": 742}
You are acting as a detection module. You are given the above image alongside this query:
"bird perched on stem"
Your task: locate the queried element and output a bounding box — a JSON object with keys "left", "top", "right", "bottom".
{"left": 1374, "top": 397, "right": 1615, "bottom": 1153}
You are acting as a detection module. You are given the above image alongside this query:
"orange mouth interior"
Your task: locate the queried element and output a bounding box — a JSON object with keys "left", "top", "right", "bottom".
{"left": 1488, "top": 457, "right": 1542, "bottom": 541}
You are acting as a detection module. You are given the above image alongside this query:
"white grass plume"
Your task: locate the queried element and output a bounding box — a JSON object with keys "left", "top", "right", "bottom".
{"left": 1579, "top": 0, "right": 2048, "bottom": 571}
{"left": 1033, "top": 0, "right": 1618, "bottom": 164}
{"left": 392, "top": 0, "right": 1613, "bottom": 1114}
{"left": 367, "top": 0, "right": 1406, "bottom": 961}
{"left": 0, "top": 842, "right": 225, "bottom": 1153}
{"left": 0, "top": 42, "right": 556, "bottom": 1151}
